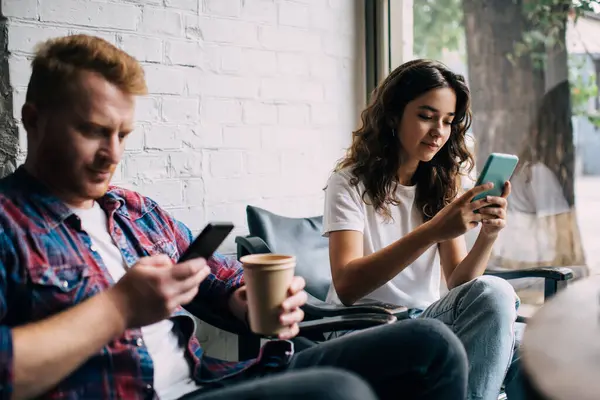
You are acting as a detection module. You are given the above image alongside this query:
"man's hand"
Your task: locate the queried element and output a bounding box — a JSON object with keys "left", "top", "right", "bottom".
{"left": 11, "top": 254, "right": 210, "bottom": 400}
{"left": 106, "top": 255, "right": 210, "bottom": 329}
{"left": 229, "top": 276, "right": 308, "bottom": 340}
{"left": 278, "top": 276, "right": 307, "bottom": 340}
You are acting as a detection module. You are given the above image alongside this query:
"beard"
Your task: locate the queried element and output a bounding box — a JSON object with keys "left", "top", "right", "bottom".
{"left": 34, "top": 143, "right": 115, "bottom": 202}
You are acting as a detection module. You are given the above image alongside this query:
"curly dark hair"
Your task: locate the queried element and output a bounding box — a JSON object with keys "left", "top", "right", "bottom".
{"left": 335, "top": 59, "right": 474, "bottom": 220}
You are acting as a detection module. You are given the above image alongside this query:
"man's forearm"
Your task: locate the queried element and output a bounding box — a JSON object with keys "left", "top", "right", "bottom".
{"left": 12, "top": 291, "right": 126, "bottom": 400}
{"left": 447, "top": 234, "right": 496, "bottom": 288}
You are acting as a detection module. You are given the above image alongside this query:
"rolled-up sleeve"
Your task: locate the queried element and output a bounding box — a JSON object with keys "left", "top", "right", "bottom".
{"left": 166, "top": 212, "right": 245, "bottom": 303}
{"left": 203, "top": 252, "right": 245, "bottom": 298}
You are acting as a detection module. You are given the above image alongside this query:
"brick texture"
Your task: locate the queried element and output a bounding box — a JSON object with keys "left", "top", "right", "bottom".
{"left": 2, "top": 0, "right": 366, "bottom": 250}
{"left": 1, "top": 2, "right": 365, "bottom": 354}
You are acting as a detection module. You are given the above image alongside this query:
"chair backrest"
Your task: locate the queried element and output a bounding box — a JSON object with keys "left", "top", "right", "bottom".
{"left": 246, "top": 205, "right": 332, "bottom": 301}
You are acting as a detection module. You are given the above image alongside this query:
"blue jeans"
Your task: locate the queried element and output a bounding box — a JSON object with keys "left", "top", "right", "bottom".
{"left": 415, "top": 275, "right": 524, "bottom": 400}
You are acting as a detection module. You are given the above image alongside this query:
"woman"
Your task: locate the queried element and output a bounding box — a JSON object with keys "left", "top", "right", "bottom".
{"left": 323, "top": 59, "right": 522, "bottom": 400}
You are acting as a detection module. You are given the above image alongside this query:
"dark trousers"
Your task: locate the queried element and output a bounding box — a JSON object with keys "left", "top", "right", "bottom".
{"left": 183, "top": 319, "right": 468, "bottom": 400}
{"left": 181, "top": 367, "right": 378, "bottom": 400}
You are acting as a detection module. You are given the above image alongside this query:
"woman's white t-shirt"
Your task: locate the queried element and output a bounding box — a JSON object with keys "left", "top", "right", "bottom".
{"left": 322, "top": 168, "right": 441, "bottom": 310}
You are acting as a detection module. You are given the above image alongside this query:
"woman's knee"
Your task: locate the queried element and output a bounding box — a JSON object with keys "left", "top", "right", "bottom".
{"left": 467, "top": 275, "right": 520, "bottom": 319}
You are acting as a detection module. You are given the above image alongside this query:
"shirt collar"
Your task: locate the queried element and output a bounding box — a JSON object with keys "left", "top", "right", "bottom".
{"left": 10, "top": 166, "right": 125, "bottom": 230}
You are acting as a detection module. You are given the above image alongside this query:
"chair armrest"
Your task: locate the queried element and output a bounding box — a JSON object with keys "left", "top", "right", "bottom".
{"left": 186, "top": 298, "right": 395, "bottom": 336}
{"left": 184, "top": 299, "right": 251, "bottom": 337}
{"left": 484, "top": 266, "right": 574, "bottom": 281}
{"left": 298, "top": 313, "right": 397, "bottom": 334}
{"left": 302, "top": 294, "right": 408, "bottom": 318}
{"left": 235, "top": 235, "right": 272, "bottom": 258}
{"left": 485, "top": 266, "right": 574, "bottom": 300}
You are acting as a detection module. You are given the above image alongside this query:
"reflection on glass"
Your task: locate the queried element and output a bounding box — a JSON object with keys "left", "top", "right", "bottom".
{"left": 491, "top": 82, "right": 587, "bottom": 302}
{"left": 411, "top": 1, "right": 593, "bottom": 305}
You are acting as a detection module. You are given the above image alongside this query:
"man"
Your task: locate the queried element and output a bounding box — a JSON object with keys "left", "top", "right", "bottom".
{"left": 0, "top": 34, "right": 468, "bottom": 400}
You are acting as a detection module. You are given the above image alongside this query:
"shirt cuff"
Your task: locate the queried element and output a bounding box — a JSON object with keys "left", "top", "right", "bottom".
{"left": 322, "top": 222, "right": 364, "bottom": 237}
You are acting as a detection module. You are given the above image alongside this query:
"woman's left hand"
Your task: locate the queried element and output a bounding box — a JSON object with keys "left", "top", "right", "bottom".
{"left": 477, "top": 181, "right": 511, "bottom": 237}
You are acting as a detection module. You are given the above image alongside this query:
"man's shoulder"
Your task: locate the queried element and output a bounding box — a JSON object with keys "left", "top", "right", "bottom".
{"left": 0, "top": 169, "right": 23, "bottom": 199}
{"left": 0, "top": 171, "right": 42, "bottom": 231}
{"left": 105, "top": 185, "right": 163, "bottom": 221}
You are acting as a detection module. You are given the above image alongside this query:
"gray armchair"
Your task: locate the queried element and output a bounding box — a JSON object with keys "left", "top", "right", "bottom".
{"left": 234, "top": 205, "right": 574, "bottom": 356}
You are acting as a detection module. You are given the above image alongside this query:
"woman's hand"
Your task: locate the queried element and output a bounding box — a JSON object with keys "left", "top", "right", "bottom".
{"left": 428, "top": 182, "right": 497, "bottom": 242}
{"left": 477, "top": 181, "right": 511, "bottom": 238}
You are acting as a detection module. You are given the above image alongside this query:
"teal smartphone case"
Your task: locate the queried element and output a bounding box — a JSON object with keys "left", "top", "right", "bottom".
{"left": 471, "top": 153, "right": 519, "bottom": 202}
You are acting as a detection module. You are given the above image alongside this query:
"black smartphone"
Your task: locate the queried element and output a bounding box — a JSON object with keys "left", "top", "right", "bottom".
{"left": 178, "top": 222, "right": 235, "bottom": 263}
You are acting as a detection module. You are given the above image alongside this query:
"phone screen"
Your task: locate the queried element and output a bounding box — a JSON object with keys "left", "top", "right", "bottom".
{"left": 178, "top": 222, "right": 234, "bottom": 263}
{"left": 472, "top": 153, "right": 519, "bottom": 202}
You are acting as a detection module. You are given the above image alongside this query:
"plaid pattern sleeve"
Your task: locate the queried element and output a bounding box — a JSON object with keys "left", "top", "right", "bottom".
{"left": 0, "top": 292, "right": 13, "bottom": 400}
{"left": 156, "top": 207, "right": 246, "bottom": 303}
{"left": 0, "top": 168, "right": 295, "bottom": 398}
{"left": 0, "top": 232, "right": 16, "bottom": 399}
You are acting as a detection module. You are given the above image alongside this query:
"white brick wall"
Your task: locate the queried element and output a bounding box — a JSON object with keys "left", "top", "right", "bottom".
{"left": 4, "top": 0, "right": 366, "bottom": 359}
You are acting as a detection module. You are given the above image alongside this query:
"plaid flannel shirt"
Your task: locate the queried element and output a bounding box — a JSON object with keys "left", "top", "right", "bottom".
{"left": 0, "top": 167, "right": 261, "bottom": 399}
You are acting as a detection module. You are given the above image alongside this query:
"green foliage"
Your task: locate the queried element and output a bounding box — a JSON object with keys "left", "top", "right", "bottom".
{"left": 569, "top": 55, "right": 600, "bottom": 127}
{"left": 510, "top": 0, "right": 600, "bottom": 67}
{"left": 412, "top": 0, "right": 465, "bottom": 61}
{"left": 413, "top": 0, "right": 600, "bottom": 64}
{"left": 413, "top": 0, "right": 600, "bottom": 127}
{"left": 516, "top": 1, "right": 600, "bottom": 127}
